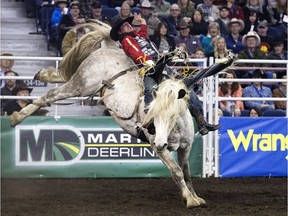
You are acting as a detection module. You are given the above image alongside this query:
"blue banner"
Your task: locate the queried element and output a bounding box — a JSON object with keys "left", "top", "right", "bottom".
{"left": 219, "top": 117, "right": 288, "bottom": 177}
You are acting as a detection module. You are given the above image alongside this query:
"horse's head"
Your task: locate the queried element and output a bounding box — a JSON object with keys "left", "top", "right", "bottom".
{"left": 143, "top": 79, "right": 190, "bottom": 150}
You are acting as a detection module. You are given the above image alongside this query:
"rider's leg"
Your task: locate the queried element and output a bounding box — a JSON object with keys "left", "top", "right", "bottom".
{"left": 184, "top": 53, "right": 234, "bottom": 87}
{"left": 189, "top": 90, "right": 220, "bottom": 136}
{"left": 144, "top": 75, "right": 157, "bottom": 112}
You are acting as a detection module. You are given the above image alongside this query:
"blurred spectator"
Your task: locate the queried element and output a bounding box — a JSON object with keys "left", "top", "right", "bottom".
{"left": 249, "top": 107, "right": 263, "bottom": 117}
{"left": 213, "top": 37, "right": 229, "bottom": 60}
{"left": 0, "top": 70, "right": 23, "bottom": 110}
{"left": 58, "top": 1, "right": 82, "bottom": 55}
{"left": 196, "top": 0, "right": 220, "bottom": 23}
{"left": 25, "top": 0, "right": 36, "bottom": 18}
{"left": 241, "top": 10, "right": 258, "bottom": 35}
{"left": 2, "top": 82, "right": 49, "bottom": 116}
{"left": 267, "top": 37, "right": 287, "bottom": 78}
{"left": 256, "top": 20, "right": 274, "bottom": 53}
{"left": 243, "top": 0, "right": 271, "bottom": 23}
{"left": 218, "top": 70, "right": 244, "bottom": 116}
{"left": 2, "top": 82, "right": 33, "bottom": 116}
{"left": 160, "top": 4, "right": 182, "bottom": 37}
{"left": 193, "top": 47, "right": 206, "bottom": 95}
{"left": 124, "top": 0, "right": 137, "bottom": 8}
{"left": 272, "top": 74, "right": 287, "bottom": 110}
{"left": 79, "top": 0, "right": 95, "bottom": 18}
{"left": 243, "top": 69, "right": 275, "bottom": 112}
{"left": 226, "top": 0, "right": 244, "bottom": 20}
{"left": 215, "top": 6, "right": 230, "bottom": 36}
{"left": 267, "top": 0, "right": 287, "bottom": 35}
{"left": 174, "top": 19, "right": 202, "bottom": 57}
{"left": 237, "top": 31, "right": 272, "bottom": 78}
{"left": 200, "top": 22, "right": 220, "bottom": 57}
{"left": 243, "top": 0, "right": 279, "bottom": 35}
{"left": 51, "top": 0, "right": 69, "bottom": 29}
{"left": 177, "top": 0, "right": 195, "bottom": 23}
{"left": 61, "top": 16, "right": 89, "bottom": 55}
{"left": 89, "top": 1, "right": 105, "bottom": 21}
{"left": 189, "top": 9, "right": 209, "bottom": 36}
{"left": 224, "top": 18, "right": 244, "bottom": 54}
{"left": 0, "top": 52, "right": 15, "bottom": 88}
{"left": 149, "top": 22, "right": 176, "bottom": 53}
{"left": 36, "top": 0, "right": 55, "bottom": 33}
{"left": 151, "top": 0, "right": 171, "bottom": 18}
{"left": 59, "top": 1, "right": 82, "bottom": 32}
{"left": 113, "top": 2, "right": 132, "bottom": 20}
{"left": 139, "top": 0, "right": 160, "bottom": 36}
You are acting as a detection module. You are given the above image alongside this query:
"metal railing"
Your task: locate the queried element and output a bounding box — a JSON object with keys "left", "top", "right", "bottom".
{"left": 1, "top": 55, "right": 287, "bottom": 178}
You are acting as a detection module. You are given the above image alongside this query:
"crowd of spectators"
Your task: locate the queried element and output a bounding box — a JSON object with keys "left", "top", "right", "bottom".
{"left": 9, "top": 0, "right": 288, "bottom": 117}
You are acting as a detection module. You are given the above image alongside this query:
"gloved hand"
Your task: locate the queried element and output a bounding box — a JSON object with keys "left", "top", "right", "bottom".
{"left": 144, "top": 60, "right": 155, "bottom": 68}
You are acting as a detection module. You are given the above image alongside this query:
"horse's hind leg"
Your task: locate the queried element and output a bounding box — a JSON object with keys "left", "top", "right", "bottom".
{"left": 178, "top": 147, "right": 206, "bottom": 207}
{"left": 153, "top": 146, "right": 203, "bottom": 208}
{"left": 10, "top": 81, "right": 82, "bottom": 126}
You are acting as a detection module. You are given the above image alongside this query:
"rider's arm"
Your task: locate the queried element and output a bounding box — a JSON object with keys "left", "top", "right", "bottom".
{"left": 121, "top": 35, "right": 152, "bottom": 64}
{"left": 133, "top": 13, "right": 148, "bottom": 39}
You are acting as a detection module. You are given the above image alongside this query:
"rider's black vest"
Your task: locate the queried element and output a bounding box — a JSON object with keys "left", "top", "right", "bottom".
{"left": 119, "top": 32, "right": 159, "bottom": 62}
{"left": 134, "top": 36, "right": 158, "bottom": 62}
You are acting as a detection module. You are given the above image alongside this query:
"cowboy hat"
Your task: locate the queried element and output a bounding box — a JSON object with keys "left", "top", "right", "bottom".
{"left": 69, "top": 1, "right": 80, "bottom": 8}
{"left": 227, "top": 18, "right": 245, "bottom": 32}
{"left": 242, "top": 31, "right": 261, "bottom": 47}
{"left": 0, "top": 52, "right": 15, "bottom": 69}
{"left": 110, "top": 16, "right": 134, "bottom": 41}
{"left": 12, "top": 82, "right": 33, "bottom": 95}
{"left": 251, "top": 69, "right": 266, "bottom": 78}
{"left": 139, "top": 0, "right": 154, "bottom": 9}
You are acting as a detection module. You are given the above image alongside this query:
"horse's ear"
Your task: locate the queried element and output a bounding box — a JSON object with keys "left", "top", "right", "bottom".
{"left": 152, "top": 89, "right": 157, "bottom": 98}
{"left": 177, "top": 89, "right": 186, "bottom": 99}
{"left": 152, "top": 86, "right": 159, "bottom": 98}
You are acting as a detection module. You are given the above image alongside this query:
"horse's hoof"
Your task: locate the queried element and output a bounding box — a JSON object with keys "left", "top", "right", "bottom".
{"left": 183, "top": 196, "right": 207, "bottom": 209}
{"left": 34, "top": 69, "right": 43, "bottom": 80}
{"left": 10, "top": 112, "right": 23, "bottom": 127}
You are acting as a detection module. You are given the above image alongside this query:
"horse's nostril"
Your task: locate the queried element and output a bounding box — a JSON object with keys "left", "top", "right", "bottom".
{"left": 153, "top": 142, "right": 156, "bottom": 146}
{"left": 163, "top": 143, "right": 168, "bottom": 148}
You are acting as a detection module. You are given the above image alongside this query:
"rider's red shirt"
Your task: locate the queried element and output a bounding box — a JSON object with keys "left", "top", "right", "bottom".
{"left": 120, "top": 24, "right": 152, "bottom": 65}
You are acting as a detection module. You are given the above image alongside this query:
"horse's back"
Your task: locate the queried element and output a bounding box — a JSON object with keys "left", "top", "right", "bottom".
{"left": 103, "top": 71, "right": 144, "bottom": 119}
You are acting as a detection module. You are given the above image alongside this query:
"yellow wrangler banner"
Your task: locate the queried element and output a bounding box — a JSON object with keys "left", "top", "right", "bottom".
{"left": 1, "top": 116, "right": 203, "bottom": 178}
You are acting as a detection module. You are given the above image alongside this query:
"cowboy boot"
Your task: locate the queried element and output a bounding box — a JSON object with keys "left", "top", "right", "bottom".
{"left": 189, "top": 106, "right": 220, "bottom": 135}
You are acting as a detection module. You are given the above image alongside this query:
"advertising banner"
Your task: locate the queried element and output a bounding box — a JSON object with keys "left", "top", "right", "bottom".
{"left": 219, "top": 117, "right": 288, "bottom": 177}
{"left": 1, "top": 116, "right": 203, "bottom": 178}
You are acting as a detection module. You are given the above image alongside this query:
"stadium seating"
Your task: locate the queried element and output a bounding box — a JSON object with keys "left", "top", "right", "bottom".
{"left": 102, "top": 7, "right": 119, "bottom": 19}
{"left": 263, "top": 109, "right": 286, "bottom": 117}
{"left": 240, "top": 110, "right": 250, "bottom": 117}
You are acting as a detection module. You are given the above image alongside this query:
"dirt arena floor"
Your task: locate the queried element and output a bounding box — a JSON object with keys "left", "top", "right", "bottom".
{"left": 1, "top": 177, "right": 287, "bottom": 216}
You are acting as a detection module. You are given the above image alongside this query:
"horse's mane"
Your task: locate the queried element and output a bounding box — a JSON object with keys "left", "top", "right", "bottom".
{"left": 59, "top": 20, "right": 116, "bottom": 81}
{"left": 143, "top": 79, "right": 190, "bottom": 132}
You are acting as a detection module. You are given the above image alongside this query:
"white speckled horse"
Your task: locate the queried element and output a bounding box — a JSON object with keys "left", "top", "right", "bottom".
{"left": 9, "top": 20, "right": 228, "bottom": 208}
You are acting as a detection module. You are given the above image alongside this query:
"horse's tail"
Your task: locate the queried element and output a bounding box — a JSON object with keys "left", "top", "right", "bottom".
{"left": 60, "top": 20, "right": 115, "bottom": 81}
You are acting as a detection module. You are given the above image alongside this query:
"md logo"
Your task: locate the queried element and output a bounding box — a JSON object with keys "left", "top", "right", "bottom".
{"left": 15, "top": 125, "right": 85, "bottom": 166}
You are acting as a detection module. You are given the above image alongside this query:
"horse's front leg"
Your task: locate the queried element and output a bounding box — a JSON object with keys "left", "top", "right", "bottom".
{"left": 152, "top": 145, "right": 203, "bottom": 208}
{"left": 178, "top": 146, "right": 206, "bottom": 207}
